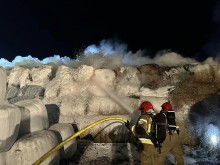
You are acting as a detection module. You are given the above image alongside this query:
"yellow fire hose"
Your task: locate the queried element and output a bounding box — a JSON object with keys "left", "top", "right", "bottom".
{"left": 32, "top": 117, "right": 128, "bottom": 165}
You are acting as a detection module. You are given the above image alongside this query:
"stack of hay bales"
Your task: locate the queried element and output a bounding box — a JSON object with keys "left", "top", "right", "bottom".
{"left": 0, "top": 67, "right": 77, "bottom": 165}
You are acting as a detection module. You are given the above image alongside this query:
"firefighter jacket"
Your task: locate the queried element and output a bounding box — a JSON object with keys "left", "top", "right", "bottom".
{"left": 130, "top": 113, "right": 155, "bottom": 145}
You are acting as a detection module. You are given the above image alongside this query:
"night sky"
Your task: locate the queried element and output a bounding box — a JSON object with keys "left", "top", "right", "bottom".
{"left": 0, "top": 0, "right": 219, "bottom": 61}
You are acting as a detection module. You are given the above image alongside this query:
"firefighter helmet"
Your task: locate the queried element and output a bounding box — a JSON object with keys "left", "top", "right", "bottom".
{"left": 139, "top": 101, "right": 154, "bottom": 114}
{"left": 161, "top": 102, "right": 173, "bottom": 112}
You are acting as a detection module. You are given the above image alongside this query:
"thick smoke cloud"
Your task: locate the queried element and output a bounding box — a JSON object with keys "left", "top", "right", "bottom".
{"left": 84, "top": 39, "right": 197, "bottom": 66}
{"left": 189, "top": 94, "right": 220, "bottom": 153}
{"left": 0, "top": 55, "right": 73, "bottom": 69}
{"left": 0, "top": 39, "right": 218, "bottom": 69}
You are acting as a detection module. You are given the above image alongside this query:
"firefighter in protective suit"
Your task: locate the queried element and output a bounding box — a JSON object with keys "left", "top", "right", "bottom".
{"left": 160, "top": 102, "right": 184, "bottom": 165}
{"left": 126, "top": 101, "right": 184, "bottom": 165}
{"left": 126, "top": 101, "right": 162, "bottom": 165}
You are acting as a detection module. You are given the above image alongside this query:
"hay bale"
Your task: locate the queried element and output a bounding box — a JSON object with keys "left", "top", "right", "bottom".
{"left": 14, "top": 99, "right": 49, "bottom": 136}
{"left": 0, "top": 104, "right": 21, "bottom": 152}
{"left": 49, "top": 123, "right": 77, "bottom": 159}
{"left": 6, "top": 130, "right": 60, "bottom": 165}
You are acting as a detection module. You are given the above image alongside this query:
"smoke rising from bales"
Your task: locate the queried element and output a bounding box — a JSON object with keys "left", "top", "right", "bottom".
{"left": 1, "top": 39, "right": 219, "bottom": 70}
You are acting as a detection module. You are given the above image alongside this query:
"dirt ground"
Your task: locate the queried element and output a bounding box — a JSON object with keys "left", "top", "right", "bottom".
{"left": 61, "top": 139, "right": 176, "bottom": 165}
{"left": 61, "top": 139, "right": 140, "bottom": 165}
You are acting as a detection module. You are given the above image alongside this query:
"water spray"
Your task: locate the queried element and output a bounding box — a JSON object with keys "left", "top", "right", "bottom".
{"left": 90, "top": 77, "right": 140, "bottom": 123}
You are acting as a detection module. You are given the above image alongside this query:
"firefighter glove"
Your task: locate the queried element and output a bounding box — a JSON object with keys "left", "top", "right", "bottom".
{"left": 125, "top": 120, "right": 130, "bottom": 128}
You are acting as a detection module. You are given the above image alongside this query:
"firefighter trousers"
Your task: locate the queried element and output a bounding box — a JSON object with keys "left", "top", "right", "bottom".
{"left": 139, "top": 133, "right": 184, "bottom": 165}
{"left": 139, "top": 143, "right": 166, "bottom": 165}
{"left": 162, "top": 132, "right": 184, "bottom": 165}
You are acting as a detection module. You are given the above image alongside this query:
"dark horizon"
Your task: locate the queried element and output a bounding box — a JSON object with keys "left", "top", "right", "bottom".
{"left": 0, "top": 1, "right": 219, "bottom": 62}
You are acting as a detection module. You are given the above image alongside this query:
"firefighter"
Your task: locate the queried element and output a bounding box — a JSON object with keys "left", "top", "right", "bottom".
{"left": 161, "top": 102, "right": 178, "bottom": 135}
{"left": 160, "top": 102, "right": 184, "bottom": 165}
{"left": 125, "top": 101, "right": 165, "bottom": 165}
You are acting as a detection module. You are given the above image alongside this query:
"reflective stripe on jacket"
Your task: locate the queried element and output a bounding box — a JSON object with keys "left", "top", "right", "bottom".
{"left": 131, "top": 114, "right": 154, "bottom": 145}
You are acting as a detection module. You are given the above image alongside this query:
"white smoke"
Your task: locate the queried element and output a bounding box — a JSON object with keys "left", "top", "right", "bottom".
{"left": 154, "top": 51, "right": 197, "bottom": 66}
{"left": 0, "top": 55, "right": 74, "bottom": 69}
{"left": 0, "top": 39, "right": 219, "bottom": 69}
{"left": 83, "top": 39, "right": 199, "bottom": 66}
{"left": 83, "top": 39, "right": 153, "bottom": 66}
